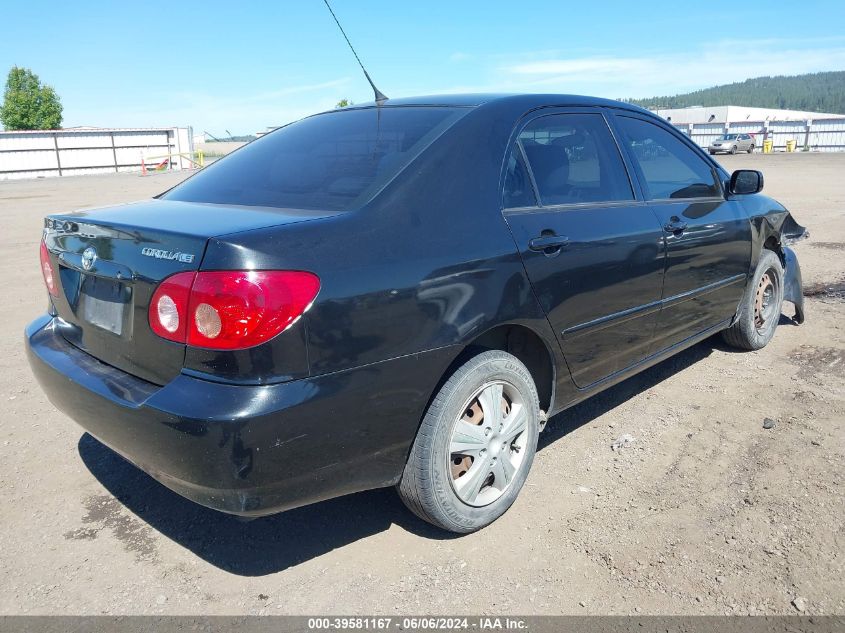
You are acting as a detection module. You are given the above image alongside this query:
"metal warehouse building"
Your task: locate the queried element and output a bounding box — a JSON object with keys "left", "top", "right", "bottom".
{"left": 0, "top": 126, "right": 194, "bottom": 180}
{"left": 651, "top": 105, "right": 845, "bottom": 152}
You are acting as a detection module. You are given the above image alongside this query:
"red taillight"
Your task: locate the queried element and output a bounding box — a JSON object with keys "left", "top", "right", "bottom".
{"left": 40, "top": 241, "right": 58, "bottom": 297}
{"left": 148, "top": 270, "right": 320, "bottom": 350}
{"left": 149, "top": 271, "right": 195, "bottom": 343}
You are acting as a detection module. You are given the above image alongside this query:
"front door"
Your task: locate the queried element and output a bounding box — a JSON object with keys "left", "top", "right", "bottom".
{"left": 611, "top": 114, "right": 752, "bottom": 352}
{"left": 502, "top": 110, "right": 667, "bottom": 388}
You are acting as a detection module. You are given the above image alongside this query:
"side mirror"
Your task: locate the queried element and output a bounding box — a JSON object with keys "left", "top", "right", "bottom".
{"left": 729, "top": 169, "right": 764, "bottom": 195}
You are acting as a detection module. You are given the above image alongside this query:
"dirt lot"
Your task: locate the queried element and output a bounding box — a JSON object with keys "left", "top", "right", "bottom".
{"left": 0, "top": 154, "right": 842, "bottom": 616}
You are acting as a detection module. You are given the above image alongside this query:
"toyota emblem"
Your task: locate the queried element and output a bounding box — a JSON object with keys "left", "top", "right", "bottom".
{"left": 81, "top": 247, "right": 97, "bottom": 271}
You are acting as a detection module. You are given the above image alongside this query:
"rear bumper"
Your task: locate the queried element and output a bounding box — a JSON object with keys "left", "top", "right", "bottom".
{"left": 26, "top": 315, "right": 454, "bottom": 516}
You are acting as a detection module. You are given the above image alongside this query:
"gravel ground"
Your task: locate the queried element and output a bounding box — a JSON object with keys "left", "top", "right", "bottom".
{"left": 0, "top": 154, "right": 842, "bottom": 615}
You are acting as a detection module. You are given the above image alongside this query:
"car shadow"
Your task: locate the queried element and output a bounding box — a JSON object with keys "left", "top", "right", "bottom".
{"left": 79, "top": 336, "right": 721, "bottom": 576}
{"left": 77, "top": 433, "right": 454, "bottom": 577}
{"left": 539, "top": 338, "right": 714, "bottom": 447}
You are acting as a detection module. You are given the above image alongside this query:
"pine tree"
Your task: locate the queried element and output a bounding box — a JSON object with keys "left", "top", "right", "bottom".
{"left": 623, "top": 71, "right": 845, "bottom": 115}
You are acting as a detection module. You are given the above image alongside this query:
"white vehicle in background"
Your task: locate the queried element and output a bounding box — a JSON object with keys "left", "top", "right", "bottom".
{"left": 709, "top": 133, "right": 755, "bottom": 154}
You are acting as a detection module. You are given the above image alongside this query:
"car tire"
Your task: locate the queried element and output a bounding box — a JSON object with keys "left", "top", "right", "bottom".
{"left": 730, "top": 145, "right": 738, "bottom": 154}
{"left": 708, "top": 150, "right": 716, "bottom": 155}
{"left": 397, "top": 350, "right": 540, "bottom": 533}
{"left": 747, "top": 144, "right": 755, "bottom": 154}
{"left": 722, "top": 250, "right": 785, "bottom": 350}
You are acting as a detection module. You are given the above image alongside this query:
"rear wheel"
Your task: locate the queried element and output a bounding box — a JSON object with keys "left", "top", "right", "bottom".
{"left": 722, "top": 250, "right": 784, "bottom": 350}
{"left": 397, "top": 350, "right": 540, "bottom": 533}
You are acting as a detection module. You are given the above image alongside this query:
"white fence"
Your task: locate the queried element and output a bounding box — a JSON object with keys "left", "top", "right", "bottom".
{"left": 0, "top": 127, "right": 194, "bottom": 180}
{"left": 807, "top": 118, "right": 845, "bottom": 152}
{"left": 673, "top": 118, "right": 845, "bottom": 152}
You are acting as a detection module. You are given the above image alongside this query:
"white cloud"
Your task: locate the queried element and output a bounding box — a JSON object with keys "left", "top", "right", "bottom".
{"left": 63, "top": 38, "right": 845, "bottom": 131}
{"left": 507, "top": 57, "right": 645, "bottom": 76}
{"left": 64, "top": 77, "right": 354, "bottom": 134}
{"left": 449, "top": 52, "right": 472, "bottom": 63}
{"left": 419, "top": 39, "right": 845, "bottom": 100}
{"left": 495, "top": 39, "right": 845, "bottom": 98}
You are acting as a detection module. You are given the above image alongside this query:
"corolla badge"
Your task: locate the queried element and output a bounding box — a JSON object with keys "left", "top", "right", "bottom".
{"left": 81, "top": 247, "right": 97, "bottom": 271}
{"left": 141, "top": 247, "right": 195, "bottom": 263}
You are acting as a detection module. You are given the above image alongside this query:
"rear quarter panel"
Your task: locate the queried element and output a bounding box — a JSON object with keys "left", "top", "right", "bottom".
{"left": 201, "top": 106, "right": 562, "bottom": 380}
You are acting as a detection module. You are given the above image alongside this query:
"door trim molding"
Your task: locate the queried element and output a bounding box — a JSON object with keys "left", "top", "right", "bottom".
{"left": 551, "top": 316, "right": 733, "bottom": 414}
{"left": 661, "top": 273, "right": 746, "bottom": 309}
{"left": 562, "top": 273, "right": 746, "bottom": 341}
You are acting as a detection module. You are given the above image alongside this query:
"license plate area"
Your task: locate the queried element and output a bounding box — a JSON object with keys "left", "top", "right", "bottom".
{"left": 79, "top": 275, "right": 130, "bottom": 335}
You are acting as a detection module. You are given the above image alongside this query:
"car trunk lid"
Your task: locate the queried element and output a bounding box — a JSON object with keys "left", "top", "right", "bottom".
{"left": 43, "top": 198, "right": 335, "bottom": 385}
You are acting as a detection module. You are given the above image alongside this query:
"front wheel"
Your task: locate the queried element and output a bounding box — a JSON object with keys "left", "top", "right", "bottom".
{"left": 747, "top": 144, "right": 755, "bottom": 154}
{"left": 722, "top": 250, "right": 784, "bottom": 350}
{"left": 397, "top": 350, "right": 540, "bottom": 533}
{"left": 730, "top": 145, "right": 738, "bottom": 154}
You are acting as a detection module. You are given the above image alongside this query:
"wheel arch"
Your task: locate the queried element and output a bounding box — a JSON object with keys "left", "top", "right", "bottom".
{"left": 747, "top": 216, "right": 806, "bottom": 324}
{"left": 443, "top": 323, "right": 556, "bottom": 416}
{"left": 748, "top": 210, "right": 804, "bottom": 270}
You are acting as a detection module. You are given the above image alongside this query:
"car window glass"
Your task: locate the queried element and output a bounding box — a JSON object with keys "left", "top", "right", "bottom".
{"left": 502, "top": 144, "right": 536, "bottom": 208}
{"left": 163, "top": 107, "right": 466, "bottom": 212}
{"left": 617, "top": 116, "right": 720, "bottom": 200}
{"left": 518, "top": 113, "right": 633, "bottom": 206}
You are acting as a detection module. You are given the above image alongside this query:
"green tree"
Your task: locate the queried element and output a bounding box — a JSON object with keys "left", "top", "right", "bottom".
{"left": 1, "top": 66, "right": 63, "bottom": 130}
{"left": 623, "top": 71, "right": 845, "bottom": 115}
{"left": 336, "top": 98, "right": 352, "bottom": 108}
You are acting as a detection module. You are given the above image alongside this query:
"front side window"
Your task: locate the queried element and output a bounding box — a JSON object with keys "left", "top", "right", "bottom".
{"left": 164, "top": 107, "right": 467, "bottom": 212}
{"left": 517, "top": 113, "right": 634, "bottom": 206}
{"left": 617, "top": 116, "right": 721, "bottom": 200}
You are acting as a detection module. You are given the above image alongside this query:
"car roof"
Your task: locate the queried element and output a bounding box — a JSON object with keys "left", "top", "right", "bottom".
{"left": 320, "top": 93, "right": 654, "bottom": 115}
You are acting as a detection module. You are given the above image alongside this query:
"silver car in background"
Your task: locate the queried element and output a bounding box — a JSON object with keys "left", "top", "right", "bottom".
{"left": 709, "top": 133, "right": 755, "bottom": 154}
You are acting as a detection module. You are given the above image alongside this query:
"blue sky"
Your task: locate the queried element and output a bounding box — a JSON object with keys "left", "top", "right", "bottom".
{"left": 2, "top": 0, "right": 844, "bottom": 134}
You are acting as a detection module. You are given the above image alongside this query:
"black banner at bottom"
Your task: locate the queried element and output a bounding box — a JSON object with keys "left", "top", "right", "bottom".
{"left": 0, "top": 616, "right": 843, "bottom": 633}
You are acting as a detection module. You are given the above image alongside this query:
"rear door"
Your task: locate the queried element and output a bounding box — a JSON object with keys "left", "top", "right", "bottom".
{"left": 741, "top": 134, "right": 754, "bottom": 151}
{"left": 610, "top": 114, "right": 751, "bottom": 352}
{"left": 502, "top": 109, "right": 667, "bottom": 388}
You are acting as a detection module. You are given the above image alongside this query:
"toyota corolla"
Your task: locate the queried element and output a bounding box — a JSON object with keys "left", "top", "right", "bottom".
{"left": 26, "top": 94, "right": 805, "bottom": 533}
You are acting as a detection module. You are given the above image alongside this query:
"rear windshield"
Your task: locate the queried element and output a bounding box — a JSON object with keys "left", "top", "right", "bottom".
{"left": 163, "top": 106, "right": 467, "bottom": 211}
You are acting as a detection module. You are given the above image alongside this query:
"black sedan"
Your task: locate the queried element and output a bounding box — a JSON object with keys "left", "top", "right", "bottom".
{"left": 27, "top": 94, "right": 806, "bottom": 533}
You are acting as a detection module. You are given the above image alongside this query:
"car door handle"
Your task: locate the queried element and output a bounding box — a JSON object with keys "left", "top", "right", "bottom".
{"left": 528, "top": 234, "right": 570, "bottom": 252}
{"left": 663, "top": 217, "right": 688, "bottom": 234}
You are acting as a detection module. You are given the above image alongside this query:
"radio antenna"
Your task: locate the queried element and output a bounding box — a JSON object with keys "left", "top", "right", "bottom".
{"left": 322, "top": 0, "right": 388, "bottom": 105}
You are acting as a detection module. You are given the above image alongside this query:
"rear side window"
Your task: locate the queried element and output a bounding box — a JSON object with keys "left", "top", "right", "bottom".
{"left": 502, "top": 144, "right": 536, "bottom": 208}
{"left": 616, "top": 116, "right": 721, "bottom": 200}
{"left": 517, "top": 113, "right": 633, "bottom": 206}
{"left": 163, "top": 107, "right": 467, "bottom": 211}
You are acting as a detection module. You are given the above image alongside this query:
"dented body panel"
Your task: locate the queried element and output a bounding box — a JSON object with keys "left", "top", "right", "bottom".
{"left": 25, "top": 93, "right": 806, "bottom": 518}
{"left": 731, "top": 192, "right": 807, "bottom": 322}
{"left": 783, "top": 247, "right": 805, "bottom": 324}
